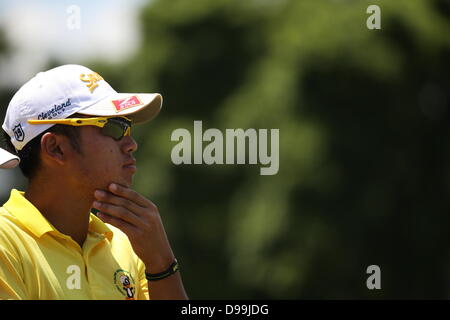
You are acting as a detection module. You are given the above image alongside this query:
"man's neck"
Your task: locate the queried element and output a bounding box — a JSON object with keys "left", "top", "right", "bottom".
{"left": 24, "top": 176, "right": 93, "bottom": 248}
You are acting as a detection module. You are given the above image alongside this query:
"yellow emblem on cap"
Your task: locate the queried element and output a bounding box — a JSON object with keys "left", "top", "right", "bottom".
{"left": 80, "top": 72, "right": 104, "bottom": 93}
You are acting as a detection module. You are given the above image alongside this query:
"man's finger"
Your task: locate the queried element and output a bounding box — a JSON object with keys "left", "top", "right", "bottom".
{"left": 108, "top": 183, "right": 156, "bottom": 209}
{"left": 93, "top": 201, "right": 142, "bottom": 227}
{"left": 96, "top": 211, "right": 137, "bottom": 235}
{"left": 94, "top": 189, "right": 145, "bottom": 217}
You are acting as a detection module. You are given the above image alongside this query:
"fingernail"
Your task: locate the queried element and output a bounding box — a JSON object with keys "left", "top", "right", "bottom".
{"left": 93, "top": 201, "right": 101, "bottom": 207}
{"left": 110, "top": 183, "right": 118, "bottom": 191}
{"left": 95, "top": 190, "right": 106, "bottom": 198}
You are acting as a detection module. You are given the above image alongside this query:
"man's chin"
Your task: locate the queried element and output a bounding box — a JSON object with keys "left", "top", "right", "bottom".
{"left": 114, "top": 177, "right": 133, "bottom": 189}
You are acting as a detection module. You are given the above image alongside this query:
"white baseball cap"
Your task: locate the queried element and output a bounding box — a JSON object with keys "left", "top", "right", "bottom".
{"left": 0, "top": 148, "right": 19, "bottom": 169}
{"left": 2, "top": 64, "right": 163, "bottom": 150}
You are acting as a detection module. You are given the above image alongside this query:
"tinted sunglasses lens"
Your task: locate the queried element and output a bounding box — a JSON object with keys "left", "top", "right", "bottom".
{"left": 102, "top": 118, "right": 130, "bottom": 140}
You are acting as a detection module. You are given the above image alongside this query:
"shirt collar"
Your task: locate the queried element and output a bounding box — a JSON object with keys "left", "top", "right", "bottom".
{"left": 89, "top": 213, "right": 113, "bottom": 241}
{"left": 3, "top": 189, "right": 113, "bottom": 241}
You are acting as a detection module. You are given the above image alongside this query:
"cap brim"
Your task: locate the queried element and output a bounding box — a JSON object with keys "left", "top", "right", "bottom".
{"left": 77, "top": 93, "right": 163, "bottom": 124}
{"left": 0, "top": 148, "right": 19, "bottom": 169}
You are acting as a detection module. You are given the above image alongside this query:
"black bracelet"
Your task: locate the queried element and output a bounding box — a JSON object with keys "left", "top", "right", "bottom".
{"left": 145, "top": 259, "right": 179, "bottom": 281}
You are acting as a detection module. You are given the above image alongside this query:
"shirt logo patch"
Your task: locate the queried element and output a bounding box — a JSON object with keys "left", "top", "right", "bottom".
{"left": 12, "top": 124, "right": 25, "bottom": 142}
{"left": 111, "top": 95, "right": 143, "bottom": 112}
{"left": 80, "top": 72, "right": 104, "bottom": 93}
{"left": 113, "top": 269, "right": 136, "bottom": 300}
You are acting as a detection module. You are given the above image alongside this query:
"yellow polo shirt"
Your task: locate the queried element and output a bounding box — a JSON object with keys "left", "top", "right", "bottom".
{"left": 0, "top": 189, "right": 149, "bottom": 300}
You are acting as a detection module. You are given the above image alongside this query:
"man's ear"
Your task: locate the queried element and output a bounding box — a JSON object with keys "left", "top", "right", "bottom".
{"left": 40, "top": 132, "right": 72, "bottom": 166}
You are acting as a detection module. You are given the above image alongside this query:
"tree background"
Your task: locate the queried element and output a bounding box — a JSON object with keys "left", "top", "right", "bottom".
{"left": 1, "top": 0, "right": 450, "bottom": 299}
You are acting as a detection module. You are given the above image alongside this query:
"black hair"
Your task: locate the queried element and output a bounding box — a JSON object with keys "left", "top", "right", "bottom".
{"left": 2, "top": 124, "right": 82, "bottom": 180}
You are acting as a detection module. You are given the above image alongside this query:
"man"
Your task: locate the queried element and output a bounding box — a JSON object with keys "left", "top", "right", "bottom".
{"left": 0, "top": 148, "right": 19, "bottom": 169}
{"left": 0, "top": 64, "right": 188, "bottom": 300}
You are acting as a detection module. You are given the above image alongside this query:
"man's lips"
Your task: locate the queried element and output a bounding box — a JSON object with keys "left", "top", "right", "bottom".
{"left": 123, "top": 159, "right": 137, "bottom": 170}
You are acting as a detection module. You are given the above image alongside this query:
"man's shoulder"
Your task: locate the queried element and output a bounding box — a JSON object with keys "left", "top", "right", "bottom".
{"left": 0, "top": 189, "right": 27, "bottom": 233}
{"left": 0, "top": 206, "right": 27, "bottom": 251}
{"left": 0, "top": 206, "right": 23, "bottom": 232}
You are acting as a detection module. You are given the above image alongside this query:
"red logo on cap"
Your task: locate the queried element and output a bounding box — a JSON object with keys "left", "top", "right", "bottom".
{"left": 111, "top": 96, "right": 143, "bottom": 112}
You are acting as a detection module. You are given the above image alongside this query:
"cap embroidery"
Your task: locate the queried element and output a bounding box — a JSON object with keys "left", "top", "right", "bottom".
{"left": 80, "top": 72, "right": 104, "bottom": 93}
{"left": 12, "top": 124, "right": 25, "bottom": 142}
{"left": 37, "top": 98, "right": 72, "bottom": 120}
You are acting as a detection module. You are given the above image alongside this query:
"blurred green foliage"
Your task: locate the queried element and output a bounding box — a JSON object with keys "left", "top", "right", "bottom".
{"left": 1, "top": 0, "right": 450, "bottom": 298}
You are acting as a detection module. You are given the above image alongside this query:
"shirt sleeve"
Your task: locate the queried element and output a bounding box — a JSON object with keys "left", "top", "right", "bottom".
{"left": 0, "top": 243, "right": 27, "bottom": 300}
{"left": 136, "top": 257, "right": 150, "bottom": 300}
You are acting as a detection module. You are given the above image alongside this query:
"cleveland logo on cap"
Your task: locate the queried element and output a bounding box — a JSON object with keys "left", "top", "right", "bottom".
{"left": 80, "top": 72, "right": 103, "bottom": 93}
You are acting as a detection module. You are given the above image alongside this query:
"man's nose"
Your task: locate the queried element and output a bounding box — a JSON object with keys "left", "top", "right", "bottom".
{"left": 121, "top": 135, "right": 138, "bottom": 154}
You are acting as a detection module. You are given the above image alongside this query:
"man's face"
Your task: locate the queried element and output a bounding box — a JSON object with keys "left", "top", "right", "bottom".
{"left": 69, "top": 123, "right": 138, "bottom": 194}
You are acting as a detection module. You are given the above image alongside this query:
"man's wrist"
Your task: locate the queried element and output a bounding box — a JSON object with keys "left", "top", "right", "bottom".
{"left": 143, "top": 252, "right": 176, "bottom": 273}
{"left": 145, "top": 259, "right": 179, "bottom": 281}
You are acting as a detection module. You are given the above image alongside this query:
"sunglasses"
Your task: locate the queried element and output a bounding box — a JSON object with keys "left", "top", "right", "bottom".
{"left": 28, "top": 116, "right": 132, "bottom": 141}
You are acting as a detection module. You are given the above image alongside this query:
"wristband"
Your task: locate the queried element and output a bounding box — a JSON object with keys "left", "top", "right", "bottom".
{"left": 145, "top": 259, "right": 179, "bottom": 281}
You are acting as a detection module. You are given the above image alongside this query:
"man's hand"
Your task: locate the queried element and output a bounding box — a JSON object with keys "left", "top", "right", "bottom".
{"left": 92, "top": 183, "right": 188, "bottom": 299}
